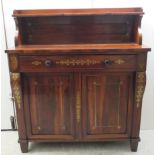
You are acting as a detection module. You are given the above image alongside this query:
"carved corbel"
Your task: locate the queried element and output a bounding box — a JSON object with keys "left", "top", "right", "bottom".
{"left": 10, "top": 73, "right": 22, "bottom": 110}
{"left": 135, "top": 72, "right": 146, "bottom": 108}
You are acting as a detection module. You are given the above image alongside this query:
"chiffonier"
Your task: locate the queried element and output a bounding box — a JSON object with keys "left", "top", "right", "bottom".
{"left": 6, "top": 8, "right": 150, "bottom": 153}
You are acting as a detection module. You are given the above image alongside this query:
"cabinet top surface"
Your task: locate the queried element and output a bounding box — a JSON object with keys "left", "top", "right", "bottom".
{"left": 6, "top": 43, "right": 150, "bottom": 54}
{"left": 13, "top": 8, "right": 143, "bottom": 17}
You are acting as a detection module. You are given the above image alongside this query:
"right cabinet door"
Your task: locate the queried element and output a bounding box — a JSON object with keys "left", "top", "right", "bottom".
{"left": 82, "top": 72, "right": 133, "bottom": 139}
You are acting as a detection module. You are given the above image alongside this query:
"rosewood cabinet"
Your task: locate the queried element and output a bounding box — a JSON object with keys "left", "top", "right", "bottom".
{"left": 6, "top": 8, "right": 150, "bottom": 153}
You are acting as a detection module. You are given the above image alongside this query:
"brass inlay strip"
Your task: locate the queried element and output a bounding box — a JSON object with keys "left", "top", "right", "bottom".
{"left": 93, "top": 81, "right": 97, "bottom": 129}
{"left": 117, "top": 81, "right": 122, "bottom": 129}
{"left": 55, "top": 59, "right": 125, "bottom": 66}
{"left": 31, "top": 58, "right": 125, "bottom": 67}
{"left": 11, "top": 73, "right": 22, "bottom": 109}
{"left": 34, "top": 81, "right": 41, "bottom": 132}
{"left": 56, "top": 59, "right": 100, "bottom": 66}
{"left": 59, "top": 81, "right": 65, "bottom": 130}
{"left": 136, "top": 72, "right": 145, "bottom": 108}
{"left": 76, "top": 91, "right": 81, "bottom": 123}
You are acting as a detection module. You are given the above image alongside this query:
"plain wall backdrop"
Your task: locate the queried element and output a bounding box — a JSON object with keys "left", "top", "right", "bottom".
{"left": 1, "top": 0, "right": 154, "bottom": 130}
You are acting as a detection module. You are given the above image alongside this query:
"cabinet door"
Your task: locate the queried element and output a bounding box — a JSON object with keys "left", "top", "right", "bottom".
{"left": 82, "top": 73, "right": 132, "bottom": 139}
{"left": 24, "top": 73, "right": 75, "bottom": 139}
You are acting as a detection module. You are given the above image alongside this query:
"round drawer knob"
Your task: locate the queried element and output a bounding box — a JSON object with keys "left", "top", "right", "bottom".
{"left": 104, "top": 60, "right": 113, "bottom": 65}
{"left": 44, "top": 60, "right": 52, "bottom": 67}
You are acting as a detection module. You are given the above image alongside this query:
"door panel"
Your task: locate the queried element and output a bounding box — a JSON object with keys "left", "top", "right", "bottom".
{"left": 82, "top": 73, "right": 131, "bottom": 137}
{"left": 24, "top": 73, "right": 75, "bottom": 138}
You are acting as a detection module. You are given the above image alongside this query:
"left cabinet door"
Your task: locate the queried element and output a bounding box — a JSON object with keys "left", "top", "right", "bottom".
{"left": 23, "top": 73, "right": 75, "bottom": 140}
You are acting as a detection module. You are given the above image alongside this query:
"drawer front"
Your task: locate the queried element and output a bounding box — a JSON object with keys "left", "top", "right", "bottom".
{"left": 19, "top": 55, "right": 136, "bottom": 72}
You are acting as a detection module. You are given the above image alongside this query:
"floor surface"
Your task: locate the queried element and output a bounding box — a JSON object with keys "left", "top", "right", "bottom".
{"left": 1, "top": 130, "right": 154, "bottom": 155}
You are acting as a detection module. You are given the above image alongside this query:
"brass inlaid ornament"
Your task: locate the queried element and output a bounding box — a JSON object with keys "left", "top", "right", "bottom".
{"left": 9, "top": 55, "right": 18, "bottom": 71}
{"left": 135, "top": 72, "right": 146, "bottom": 108}
{"left": 11, "top": 73, "right": 22, "bottom": 109}
{"left": 76, "top": 91, "right": 81, "bottom": 123}
{"left": 38, "top": 126, "right": 41, "bottom": 130}
{"left": 139, "top": 64, "right": 145, "bottom": 70}
{"left": 55, "top": 58, "right": 125, "bottom": 66}
{"left": 32, "top": 61, "right": 42, "bottom": 66}
{"left": 117, "top": 125, "right": 121, "bottom": 129}
{"left": 114, "top": 59, "right": 125, "bottom": 65}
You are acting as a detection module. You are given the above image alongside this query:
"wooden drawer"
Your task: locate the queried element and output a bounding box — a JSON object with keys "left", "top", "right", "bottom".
{"left": 19, "top": 55, "right": 136, "bottom": 72}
